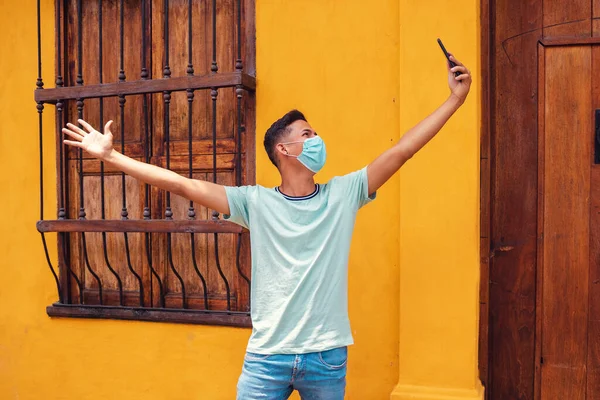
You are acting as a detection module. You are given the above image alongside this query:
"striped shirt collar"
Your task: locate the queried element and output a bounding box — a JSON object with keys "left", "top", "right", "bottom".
{"left": 275, "top": 184, "right": 320, "bottom": 201}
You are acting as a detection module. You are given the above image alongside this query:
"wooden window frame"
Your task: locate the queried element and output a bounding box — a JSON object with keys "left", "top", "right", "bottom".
{"left": 35, "top": 0, "right": 256, "bottom": 327}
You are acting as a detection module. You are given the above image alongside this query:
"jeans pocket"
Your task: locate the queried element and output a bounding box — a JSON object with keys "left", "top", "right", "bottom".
{"left": 244, "top": 352, "right": 271, "bottom": 362}
{"left": 318, "top": 346, "right": 348, "bottom": 369}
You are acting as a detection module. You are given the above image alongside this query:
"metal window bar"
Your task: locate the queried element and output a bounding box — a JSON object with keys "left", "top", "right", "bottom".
{"left": 36, "top": 0, "right": 255, "bottom": 326}
{"left": 36, "top": 0, "right": 62, "bottom": 302}
{"left": 76, "top": 0, "right": 103, "bottom": 305}
{"left": 98, "top": 0, "right": 124, "bottom": 307}
{"left": 118, "top": 92, "right": 145, "bottom": 307}
{"left": 163, "top": 0, "right": 187, "bottom": 309}
{"left": 187, "top": 0, "right": 210, "bottom": 310}
{"left": 234, "top": 1, "right": 251, "bottom": 300}
{"left": 118, "top": 0, "right": 143, "bottom": 307}
{"left": 141, "top": 0, "right": 164, "bottom": 308}
{"left": 211, "top": 0, "right": 232, "bottom": 312}
{"left": 211, "top": 86, "right": 232, "bottom": 311}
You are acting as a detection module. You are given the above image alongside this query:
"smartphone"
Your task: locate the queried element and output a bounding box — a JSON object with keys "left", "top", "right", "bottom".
{"left": 437, "top": 38, "right": 461, "bottom": 77}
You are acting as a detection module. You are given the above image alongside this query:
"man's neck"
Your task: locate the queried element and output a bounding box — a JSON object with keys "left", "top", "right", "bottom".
{"left": 278, "top": 170, "right": 316, "bottom": 197}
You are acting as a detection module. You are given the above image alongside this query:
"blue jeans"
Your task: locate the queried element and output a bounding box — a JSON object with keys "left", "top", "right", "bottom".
{"left": 236, "top": 346, "right": 347, "bottom": 399}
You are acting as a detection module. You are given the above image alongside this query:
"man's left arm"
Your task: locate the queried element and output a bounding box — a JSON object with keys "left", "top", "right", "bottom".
{"left": 367, "top": 55, "right": 472, "bottom": 195}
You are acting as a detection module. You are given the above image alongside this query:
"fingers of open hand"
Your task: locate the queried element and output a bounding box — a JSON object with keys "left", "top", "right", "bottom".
{"left": 65, "top": 122, "right": 87, "bottom": 136}
{"left": 77, "top": 119, "right": 96, "bottom": 133}
{"left": 62, "top": 126, "right": 84, "bottom": 141}
{"left": 63, "top": 140, "right": 84, "bottom": 148}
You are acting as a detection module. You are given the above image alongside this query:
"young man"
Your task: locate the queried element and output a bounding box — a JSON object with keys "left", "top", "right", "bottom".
{"left": 63, "top": 55, "right": 471, "bottom": 399}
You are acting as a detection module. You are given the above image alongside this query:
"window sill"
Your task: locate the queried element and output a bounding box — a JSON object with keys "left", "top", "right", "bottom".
{"left": 47, "top": 303, "right": 252, "bottom": 328}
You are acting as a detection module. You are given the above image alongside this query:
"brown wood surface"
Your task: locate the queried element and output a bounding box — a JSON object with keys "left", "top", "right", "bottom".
{"left": 589, "top": 166, "right": 600, "bottom": 400}
{"left": 37, "top": 219, "right": 244, "bottom": 234}
{"left": 539, "top": 45, "right": 591, "bottom": 400}
{"left": 541, "top": 37, "right": 600, "bottom": 46}
{"left": 479, "top": 2, "right": 491, "bottom": 383}
{"left": 76, "top": 154, "right": 236, "bottom": 175}
{"left": 535, "top": 42, "right": 546, "bottom": 400}
{"left": 488, "top": 0, "right": 542, "bottom": 398}
{"left": 588, "top": 46, "right": 600, "bottom": 400}
{"left": 543, "top": 0, "right": 591, "bottom": 37}
{"left": 483, "top": 0, "right": 600, "bottom": 398}
{"left": 35, "top": 72, "right": 254, "bottom": 103}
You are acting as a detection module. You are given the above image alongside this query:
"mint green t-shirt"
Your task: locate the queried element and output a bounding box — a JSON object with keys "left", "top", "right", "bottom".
{"left": 224, "top": 167, "right": 375, "bottom": 354}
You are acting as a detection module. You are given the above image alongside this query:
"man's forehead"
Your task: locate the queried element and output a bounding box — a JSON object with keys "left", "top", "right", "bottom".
{"left": 288, "top": 119, "right": 312, "bottom": 133}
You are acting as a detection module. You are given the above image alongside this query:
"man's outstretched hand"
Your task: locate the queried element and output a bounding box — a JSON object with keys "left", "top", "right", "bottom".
{"left": 62, "top": 119, "right": 115, "bottom": 160}
{"left": 447, "top": 55, "right": 472, "bottom": 105}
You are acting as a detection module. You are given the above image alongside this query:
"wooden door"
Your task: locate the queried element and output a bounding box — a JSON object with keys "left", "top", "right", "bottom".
{"left": 481, "top": 1, "right": 600, "bottom": 399}
{"left": 537, "top": 42, "right": 600, "bottom": 399}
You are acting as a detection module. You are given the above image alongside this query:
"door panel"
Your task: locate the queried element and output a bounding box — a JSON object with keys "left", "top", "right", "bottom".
{"left": 539, "top": 44, "right": 592, "bottom": 400}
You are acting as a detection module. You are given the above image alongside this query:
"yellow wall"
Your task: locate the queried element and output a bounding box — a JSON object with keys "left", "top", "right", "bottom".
{"left": 393, "top": 0, "right": 483, "bottom": 398}
{"left": 0, "top": 0, "right": 480, "bottom": 399}
{"left": 256, "top": 1, "right": 400, "bottom": 398}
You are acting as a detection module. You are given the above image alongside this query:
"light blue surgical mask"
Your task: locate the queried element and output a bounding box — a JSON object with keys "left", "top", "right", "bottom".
{"left": 281, "top": 136, "right": 327, "bottom": 173}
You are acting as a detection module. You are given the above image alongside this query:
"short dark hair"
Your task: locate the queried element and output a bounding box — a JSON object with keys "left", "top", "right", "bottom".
{"left": 263, "top": 110, "right": 307, "bottom": 167}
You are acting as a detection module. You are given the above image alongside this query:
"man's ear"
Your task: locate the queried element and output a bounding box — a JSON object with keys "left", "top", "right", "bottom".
{"left": 276, "top": 143, "right": 289, "bottom": 156}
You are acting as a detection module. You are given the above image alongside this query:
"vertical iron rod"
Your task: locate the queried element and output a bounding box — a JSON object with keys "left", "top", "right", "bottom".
{"left": 59, "top": 0, "right": 71, "bottom": 299}
{"left": 55, "top": 0, "right": 63, "bottom": 87}
{"left": 163, "top": 0, "right": 171, "bottom": 78}
{"left": 211, "top": 87, "right": 231, "bottom": 310}
{"left": 236, "top": 233, "right": 251, "bottom": 309}
{"left": 82, "top": 233, "right": 103, "bottom": 304}
{"left": 76, "top": 0, "right": 85, "bottom": 219}
{"left": 97, "top": 0, "right": 123, "bottom": 305}
{"left": 236, "top": 0, "right": 242, "bottom": 70}
{"left": 140, "top": 0, "right": 163, "bottom": 307}
{"left": 164, "top": 91, "right": 186, "bottom": 306}
{"left": 146, "top": 233, "right": 164, "bottom": 307}
{"left": 211, "top": 0, "right": 218, "bottom": 72}
{"left": 187, "top": 0, "right": 194, "bottom": 75}
{"left": 234, "top": 82, "right": 250, "bottom": 308}
{"left": 163, "top": 0, "right": 185, "bottom": 308}
{"left": 74, "top": 0, "right": 104, "bottom": 304}
{"left": 118, "top": 2, "right": 143, "bottom": 306}
{"left": 76, "top": 0, "right": 83, "bottom": 85}
{"left": 36, "top": 0, "right": 61, "bottom": 301}
{"left": 119, "top": 95, "right": 144, "bottom": 306}
{"left": 164, "top": 94, "right": 172, "bottom": 216}
{"left": 167, "top": 234, "right": 187, "bottom": 308}
{"left": 56, "top": 0, "right": 65, "bottom": 220}
{"left": 141, "top": 0, "right": 149, "bottom": 80}
{"left": 236, "top": 87, "right": 243, "bottom": 186}
{"left": 63, "top": 233, "right": 84, "bottom": 304}
{"left": 57, "top": 99, "right": 65, "bottom": 219}
{"left": 187, "top": 86, "right": 209, "bottom": 309}
{"left": 41, "top": 234, "right": 62, "bottom": 302}
{"left": 118, "top": 0, "right": 126, "bottom": 82}
{"left": 56, "top": 0, "right": 65, "bottom": 219}
{"left": 235, "top": 0, "right": 244, "bottom": 188}
{"left": 191, "top": 235, "right": 209, "bottom": 309}
{"left": 124, "top": 233, "right": 143, "bottom": 305}
{"left": 36, "top": 0, "right": 43, "bottom": 90}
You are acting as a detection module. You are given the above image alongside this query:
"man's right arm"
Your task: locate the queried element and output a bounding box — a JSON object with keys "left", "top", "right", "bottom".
{"left": 63, "top": 119, "right": 230, "bottom": 215}
{"left": 103, "top": 150, "right": 230, "bottom": 215}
